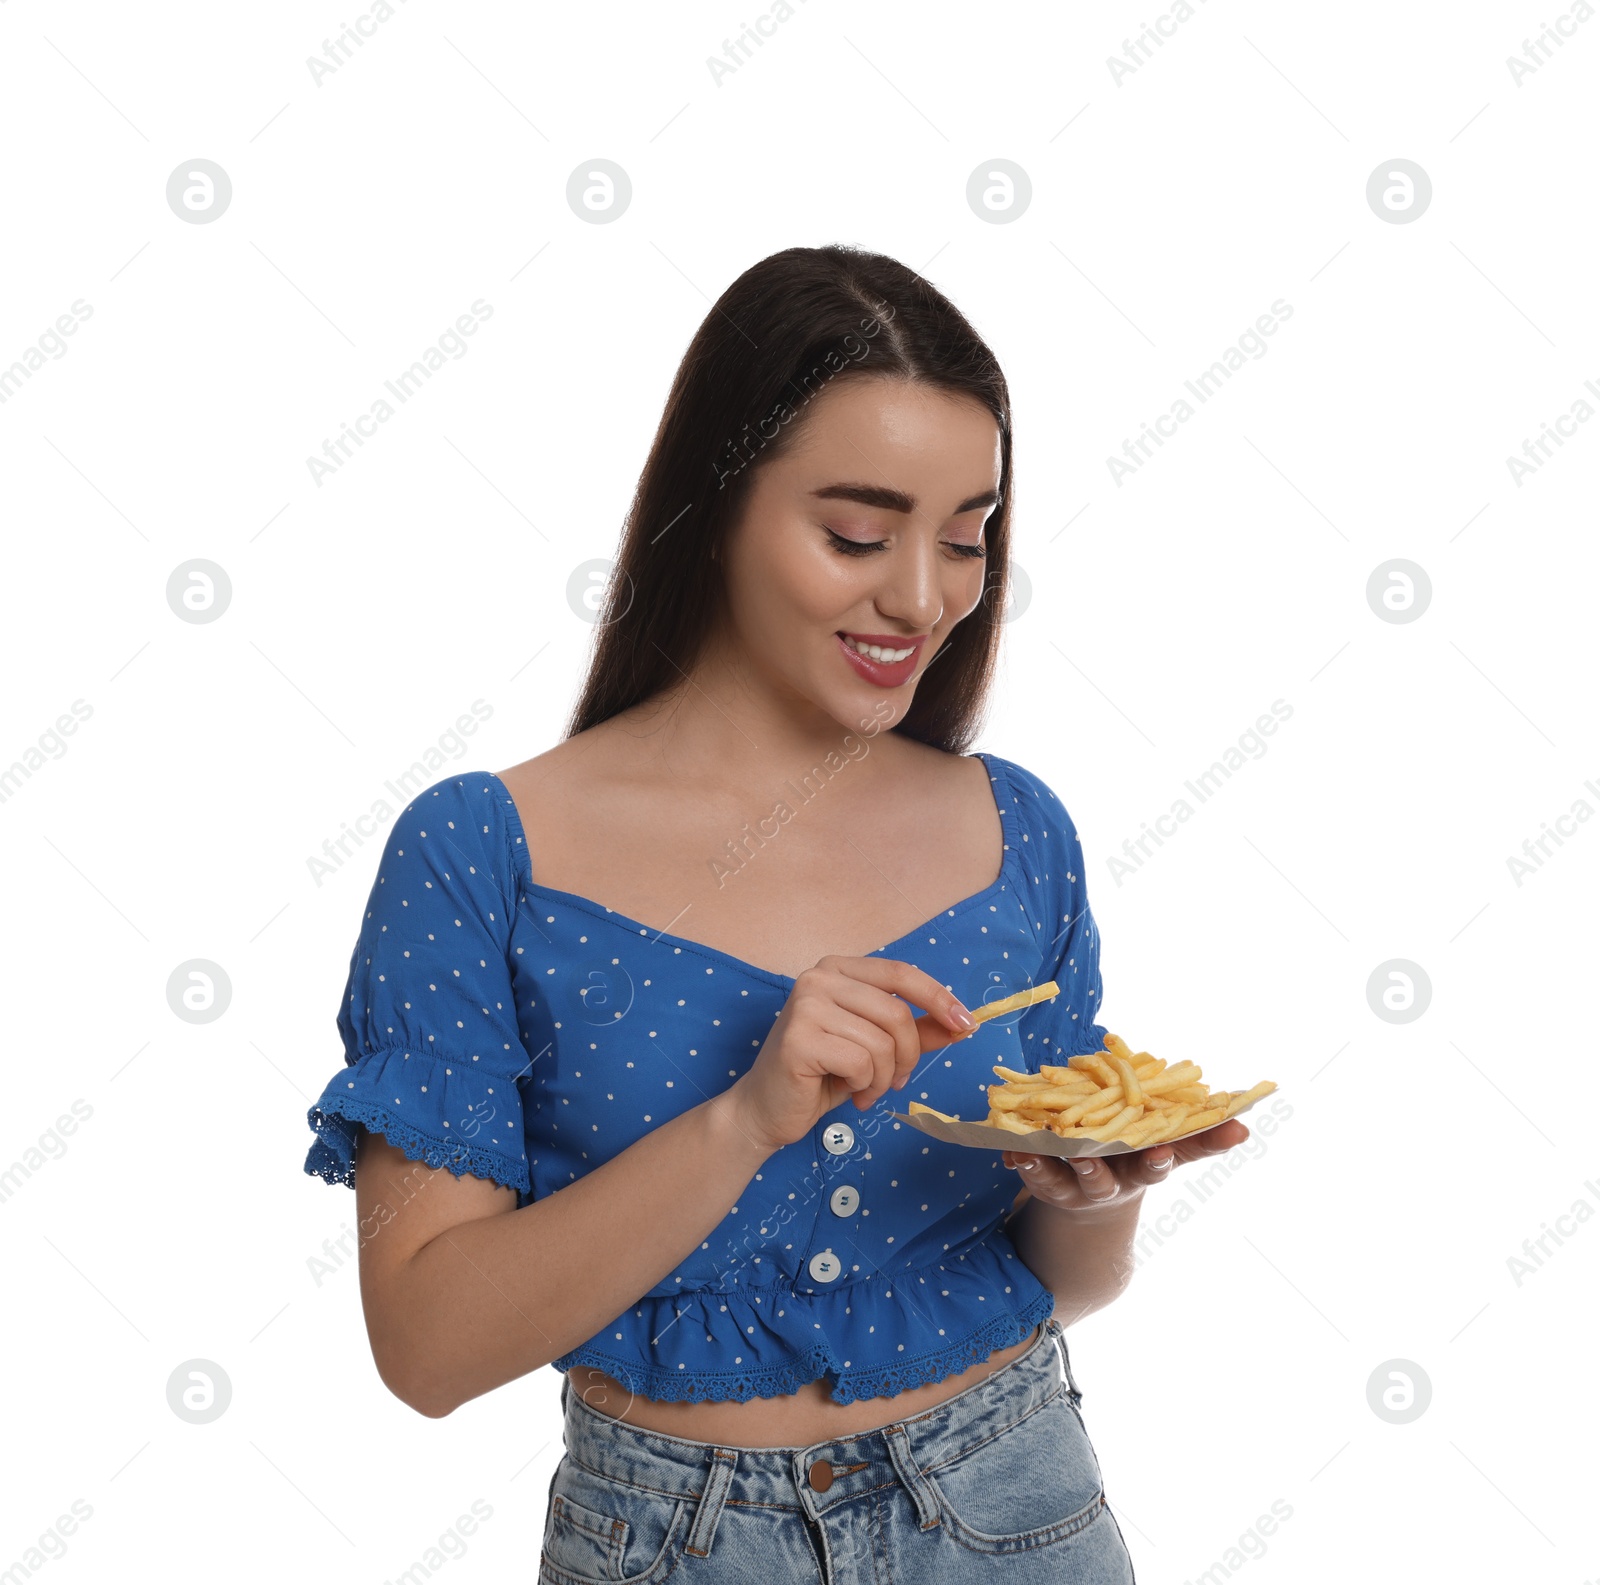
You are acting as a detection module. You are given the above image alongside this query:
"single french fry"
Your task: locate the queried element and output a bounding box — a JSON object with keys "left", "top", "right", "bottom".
{"left": 988, "top": 1112, "right": 1045, "bottom": 1134}
{"left": 969, "top": 981, "right": 1060, "bottom": 1026}
{"left": 1137, "top": 1105, "right": 1196, "bottom": 1143}
{"left": 1066, "top": 1054, "right": 1116, "bottom": 1089}
{"left": 1113, "top": 1113, "right": 1170, "bottom": 1148}
{"left": 1085, "top": 1103, "right": 1143, "bottom": 1141}
{"left": 1111, "top": 1056, "right": 1144, "bottom": 1106}
{"left": 1169, "top": 1107, "right": 1225, "bottom": 1138}
{"left": 1103, "top": 1033, "right": 1139, "bottom": 1065}
{"left": 1141, "top": 1064, "right": 1203, "bottom": 1094}
{"left": 1052, "top": 1094, "right": 1117, "bottom": 1126}
{"left": 990, "top": 1084, "right": 1086, "bottom": 1112}
{"left": 1224, "top": 1080, "right": 1277, "bottom": 1116}
{"left": 1072, "top": 1095, "right": 1127, "bottom": 1125}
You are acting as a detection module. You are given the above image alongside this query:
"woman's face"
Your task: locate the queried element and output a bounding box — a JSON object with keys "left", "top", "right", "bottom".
{"left": 715, "top": 375, "right": 1002, "bottom": 736}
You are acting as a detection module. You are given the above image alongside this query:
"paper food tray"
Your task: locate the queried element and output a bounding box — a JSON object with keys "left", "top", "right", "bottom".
{"left": 890, "top": 1087, "right": 1276, "bottom": 1160}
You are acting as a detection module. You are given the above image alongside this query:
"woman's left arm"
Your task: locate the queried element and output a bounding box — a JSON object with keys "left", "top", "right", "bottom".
{"left": 1001, "top": 1119, "right": 1250, "bottom": 1325}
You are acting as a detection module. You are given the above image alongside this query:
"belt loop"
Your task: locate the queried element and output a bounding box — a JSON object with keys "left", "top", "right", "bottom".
{"left": 683, "top": 1448, "right": 738, "bottom": 1558}
{"left": 883, "top": 1423, "right": 942, "bottom": 1531}
{"left": 1051, "top": 1317, "right": 1082, "bottom": 1402}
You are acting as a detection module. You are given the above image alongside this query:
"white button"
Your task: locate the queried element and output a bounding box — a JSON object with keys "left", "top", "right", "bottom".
{"left": 830, "top": 1185, "right": 860, "bottom": 1217}
{"left": 809, "top": 1250, "right": 842, "bottom": 1283}
{"left": 821, "top": 1122, "right": 855, "bottom": 1155}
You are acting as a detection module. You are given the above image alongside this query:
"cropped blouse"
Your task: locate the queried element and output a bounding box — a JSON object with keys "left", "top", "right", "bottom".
{"left": 301, "top": 750, "right": 1109, "bottom": 1405}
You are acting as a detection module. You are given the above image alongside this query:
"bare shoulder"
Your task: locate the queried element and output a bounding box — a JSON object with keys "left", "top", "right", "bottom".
{"left": 867, "top": 736, "right": 1003, "bottom": 895}
{"left": 877, "top": 734, "right": 995, "bottom": 810}
{"left": 491, "top": 716, "right": 666, "bottom": 872}
{"left": 494, "top": 720, "right": 621, "bottom": 804}
{"left": 863, "top": 737, "right": 1003, "bottom": 884}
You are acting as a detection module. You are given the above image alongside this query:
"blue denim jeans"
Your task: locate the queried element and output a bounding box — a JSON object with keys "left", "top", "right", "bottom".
{"left": 538, "top": 1316, "right": 1137, "bottom": 1583}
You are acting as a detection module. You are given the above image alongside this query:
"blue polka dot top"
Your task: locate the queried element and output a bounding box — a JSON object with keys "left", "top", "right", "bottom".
{"left": 302, "top": 750, "right": 1109, "bottom": 1405}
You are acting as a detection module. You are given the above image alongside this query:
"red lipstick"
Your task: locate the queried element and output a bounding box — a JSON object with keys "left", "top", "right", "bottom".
{"left": 835, "top": 630, "right": 927, "bottom": 688}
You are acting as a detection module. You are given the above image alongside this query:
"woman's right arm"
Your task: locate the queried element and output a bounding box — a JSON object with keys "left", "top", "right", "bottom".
{"left": 355, "top": 1087, "right": 775, "bottom": 1418}
{"left": 356, "top": 955, "right": 974, "bottom": 1418}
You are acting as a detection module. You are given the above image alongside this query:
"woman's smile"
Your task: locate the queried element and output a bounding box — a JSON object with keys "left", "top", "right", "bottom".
{"left": 835, "top": 628, "right": 927, "bottom": 686}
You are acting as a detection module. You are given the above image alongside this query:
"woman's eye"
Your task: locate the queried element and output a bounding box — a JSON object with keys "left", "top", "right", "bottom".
{"left": 824, "top": 527, "right": 987, "bottom": 559}
{"left": 824, "top": 528, "right": 888, "bottom": 556}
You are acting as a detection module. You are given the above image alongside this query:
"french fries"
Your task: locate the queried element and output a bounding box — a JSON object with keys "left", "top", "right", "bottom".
{"left": 909, "top": 1030, "right": 1276, "bottom": 1150}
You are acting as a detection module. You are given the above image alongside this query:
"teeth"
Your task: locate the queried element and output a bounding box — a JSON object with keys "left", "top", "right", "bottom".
{"left": 845, "top": 636, "right": 914, "bottom": 663}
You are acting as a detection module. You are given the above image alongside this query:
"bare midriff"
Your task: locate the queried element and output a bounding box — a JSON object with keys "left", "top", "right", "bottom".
{"left": 564, "top": 1321, "right": 1044, "bottom": 1447}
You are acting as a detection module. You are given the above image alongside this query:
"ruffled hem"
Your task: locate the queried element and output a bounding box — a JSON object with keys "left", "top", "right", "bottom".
{"left": 551, "top": 1236, "right": 1056, "bottom": 1405}
{"left": 303, "top": 1046, "right": 530, "bottom": 1201}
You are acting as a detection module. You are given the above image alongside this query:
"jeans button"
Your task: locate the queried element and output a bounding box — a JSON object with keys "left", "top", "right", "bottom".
{"left": 808, "top": 1458, "right": 834, "bottom": 1492}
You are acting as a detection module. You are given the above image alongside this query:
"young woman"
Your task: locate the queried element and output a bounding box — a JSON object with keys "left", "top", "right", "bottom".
{"left": 304, "top": 245, "right": 1248, "bottom": 1582}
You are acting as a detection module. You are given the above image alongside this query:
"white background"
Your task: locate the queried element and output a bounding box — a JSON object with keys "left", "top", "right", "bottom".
{"left": 2, "top": 0, "right": 1594, "bottom": 1580}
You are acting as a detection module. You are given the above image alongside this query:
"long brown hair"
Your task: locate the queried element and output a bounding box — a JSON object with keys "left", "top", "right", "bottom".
{"left": 563, "top": 244, "right": 1014, "bottom": 755}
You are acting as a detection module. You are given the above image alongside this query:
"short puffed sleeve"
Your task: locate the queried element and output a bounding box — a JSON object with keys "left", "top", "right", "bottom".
{"left": 1001, "top": 757, "right": 1111, "bottom": 1069}
{"left": 302, "top": 775, "right": 532, "bottom": 1200}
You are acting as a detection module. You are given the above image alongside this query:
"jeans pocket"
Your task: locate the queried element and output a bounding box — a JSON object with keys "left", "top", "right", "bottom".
{"left": 925, "top": 1390, "right": 1107, "bottom": 1555}
{"left": 538, "top": 1462, "right": 690, "bottom": 1585}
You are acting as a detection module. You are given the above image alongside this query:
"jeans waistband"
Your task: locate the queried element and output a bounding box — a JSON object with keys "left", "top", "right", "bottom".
{"left": 557, "top": 1317, "right": 1080, "bottom": 1555}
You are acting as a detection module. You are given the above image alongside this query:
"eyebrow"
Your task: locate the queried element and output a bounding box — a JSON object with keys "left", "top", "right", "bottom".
{"left": 809, "top": 482, "right": 999, "bottom": 516}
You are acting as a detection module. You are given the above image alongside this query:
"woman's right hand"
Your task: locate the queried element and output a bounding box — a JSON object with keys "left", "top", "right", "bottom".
{"left": 726, "top": 955, "right": 977, "bottom": 1153}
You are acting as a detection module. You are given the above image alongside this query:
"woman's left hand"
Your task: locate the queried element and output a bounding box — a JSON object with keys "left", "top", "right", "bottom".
{"left": 1002, "top": 1118, "right": 1250, "bottom": 1213}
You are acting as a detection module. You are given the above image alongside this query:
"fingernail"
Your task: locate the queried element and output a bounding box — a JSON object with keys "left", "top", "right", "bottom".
{"left": 949, "top": 1000, "right": 975, "bottom": 1030}
{"left": 1021, "top": 1159, "right": 1039, "bottom": 1171}
{"left": 1150, "top": 1156, "right": 1172, "bottom": 1170}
